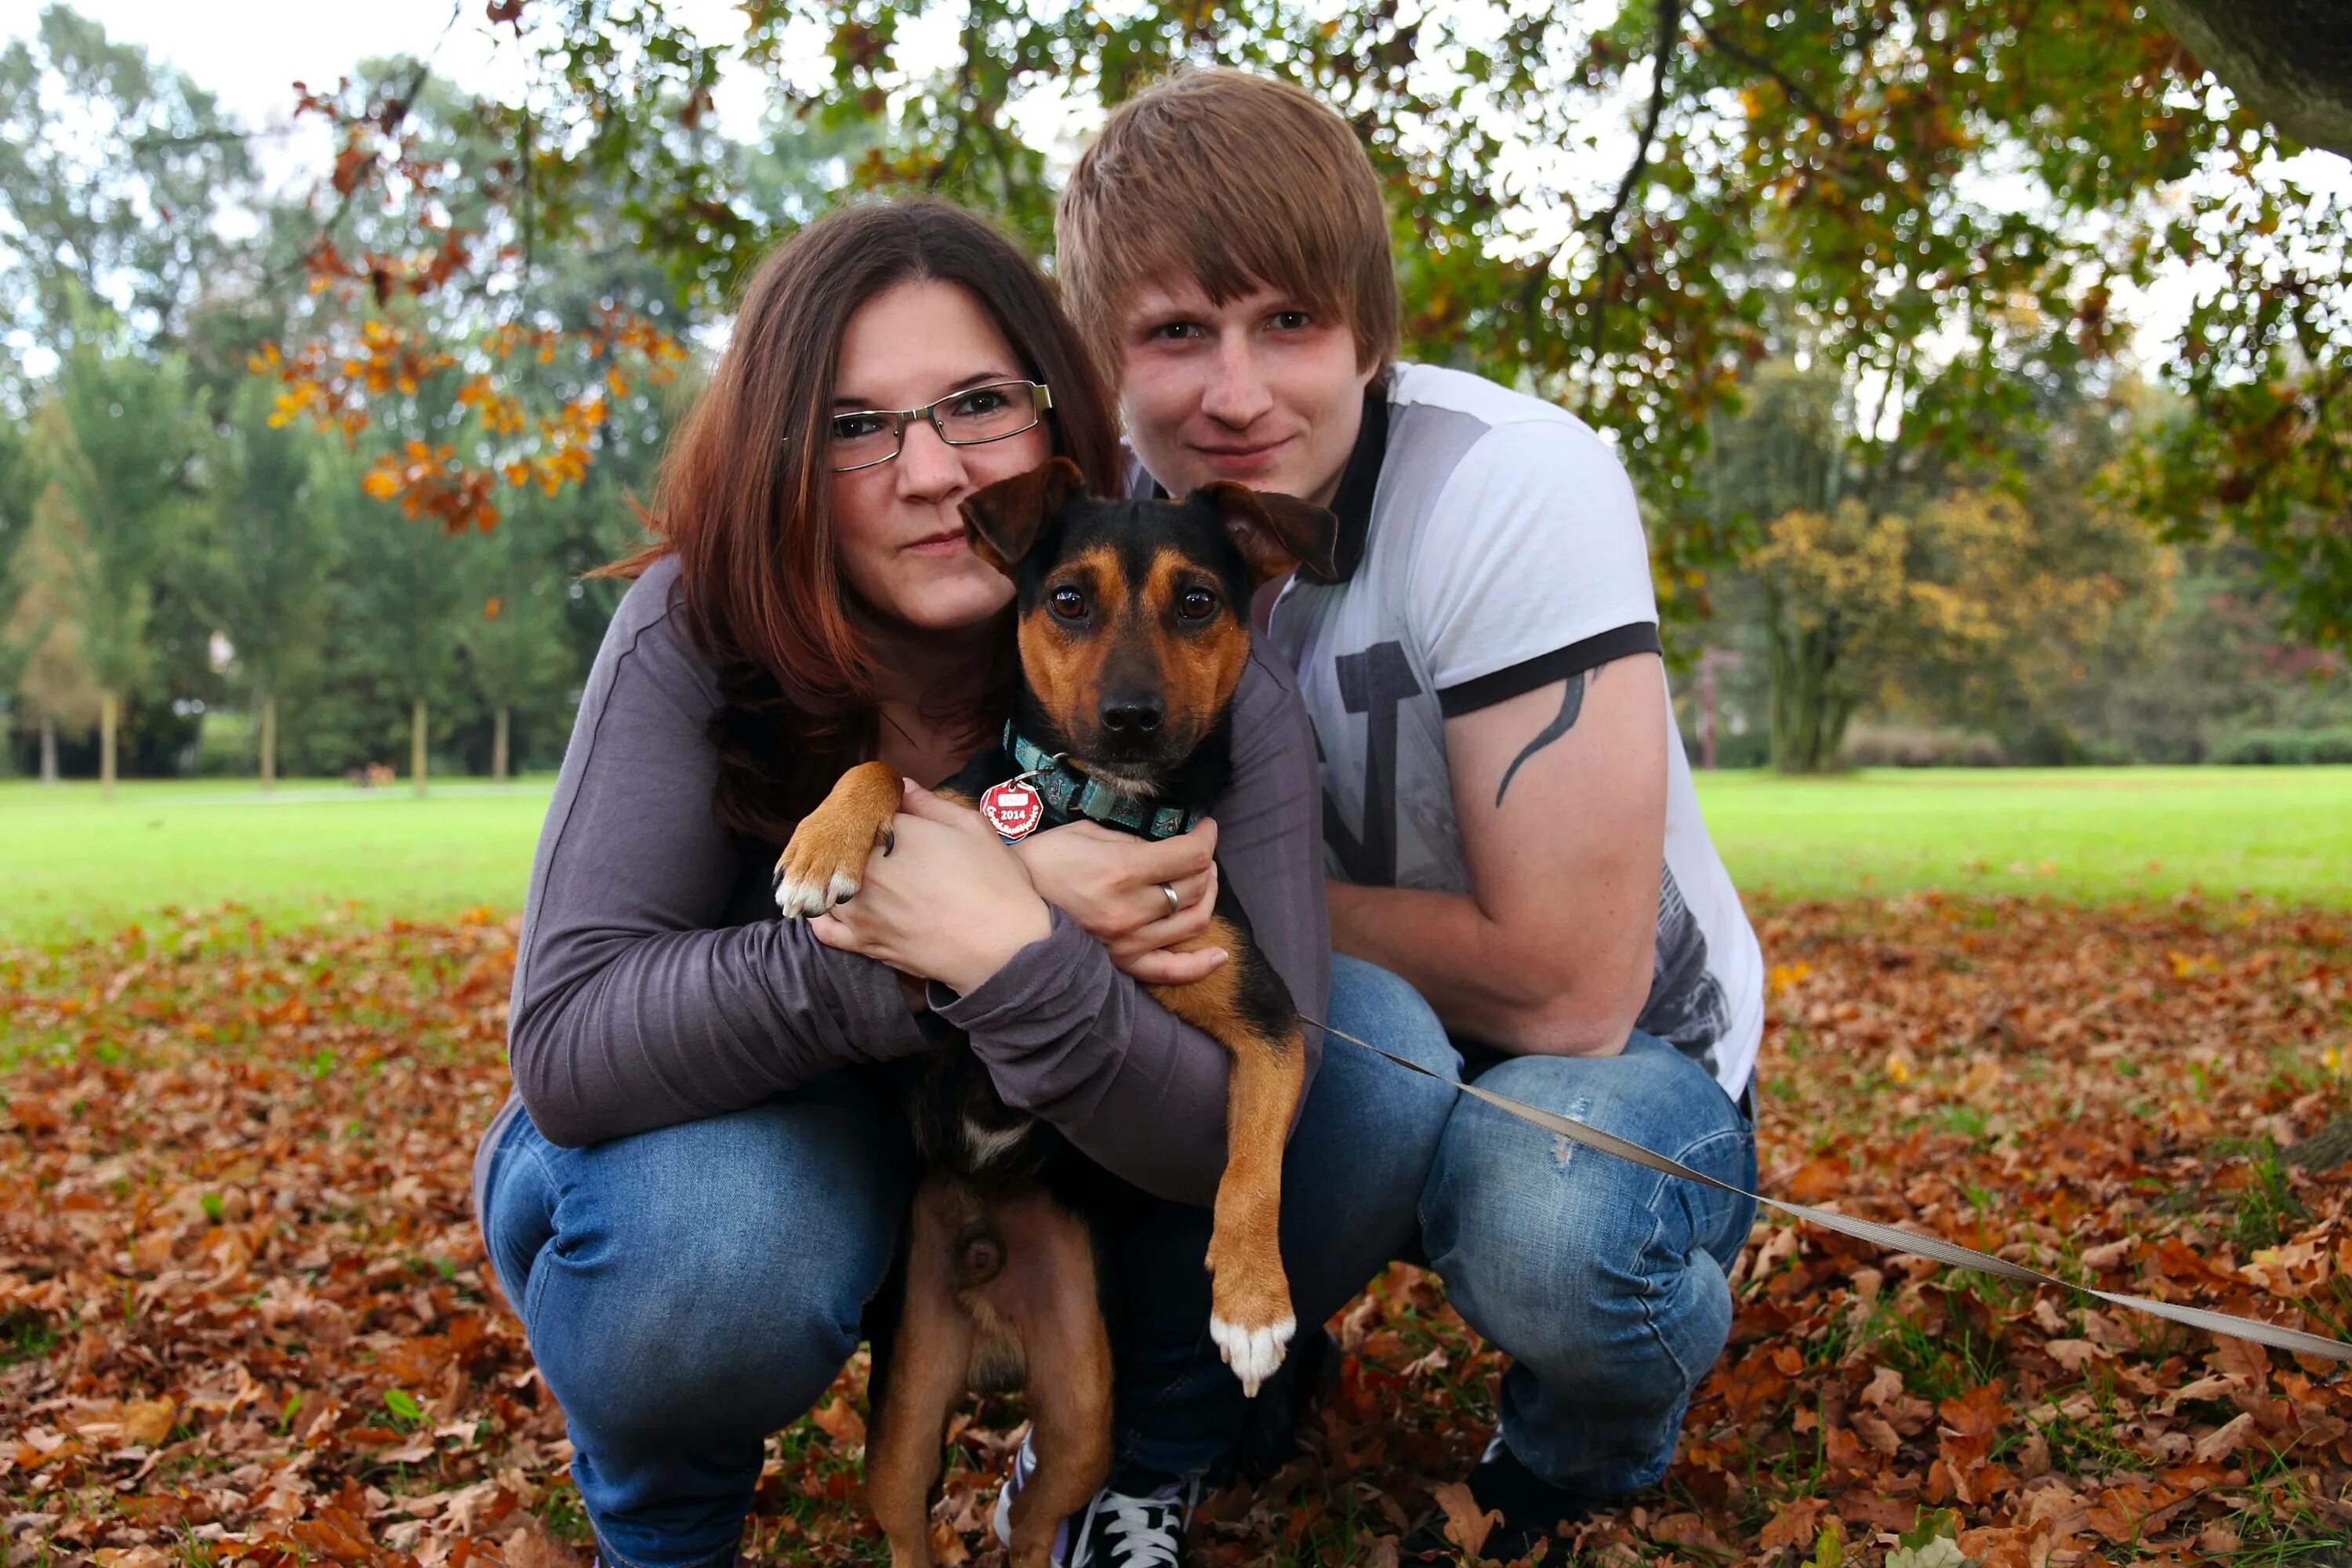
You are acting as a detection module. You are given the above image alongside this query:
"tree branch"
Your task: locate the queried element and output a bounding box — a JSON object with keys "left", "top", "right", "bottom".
{"left": 263, "top": 2, "right": 460, "bottom": 295}
{"left": 1577, "top": 0, "right": 1681, "bottom": 365}
{"left": 1593, "top": 0, "right": 1682, "bottom": 249}
{"left": 1693, "top": 16, "right": 1849, "bottom": 143}
{"left": 1523, "top": 0, "right": 1680, "bottom": 360}
{"left": 129, "top": 128, "right": 259, "bottom": 151}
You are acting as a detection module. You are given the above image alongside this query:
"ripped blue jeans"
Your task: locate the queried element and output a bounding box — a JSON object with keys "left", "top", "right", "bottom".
{"left": 1109, "top": 954, "right": 1759, "bottom": 1496}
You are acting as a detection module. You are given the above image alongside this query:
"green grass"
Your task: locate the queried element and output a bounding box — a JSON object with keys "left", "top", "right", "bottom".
{"left": 0, "top": 775, "right": 554, "bottom": 942}
{"left": 1693, "top": 764, "right": 2352, "bottom": 908}
{"left": 2, "top": 764, "right": 2348, "bottom": 942}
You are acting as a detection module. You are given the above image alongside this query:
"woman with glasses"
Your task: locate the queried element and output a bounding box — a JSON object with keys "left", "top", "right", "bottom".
{"left": 471, "top": 198, "right": 1330, "bottom": 1568}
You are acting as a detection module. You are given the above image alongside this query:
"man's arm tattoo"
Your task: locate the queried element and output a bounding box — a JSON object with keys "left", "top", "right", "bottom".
{"left": 1494, "top": 668, "right": 1595, "bottom": 808}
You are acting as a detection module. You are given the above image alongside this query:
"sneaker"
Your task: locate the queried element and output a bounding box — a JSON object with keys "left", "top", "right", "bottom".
{"left": 993, "top": 1432, "right": 1202, "bottom": 1566}
{"left": 1396, "top": 1436, "right": 1596, "bottom": 1563}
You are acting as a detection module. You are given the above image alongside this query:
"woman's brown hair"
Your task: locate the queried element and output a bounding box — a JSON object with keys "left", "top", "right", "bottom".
{"left": 596, "top": 198, "right": 1123, "bottom": 846}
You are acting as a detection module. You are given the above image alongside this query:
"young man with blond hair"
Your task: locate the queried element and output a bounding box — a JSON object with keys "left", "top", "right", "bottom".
{"left": 991, "top": 68, "right": 1766, "bottom": 1563}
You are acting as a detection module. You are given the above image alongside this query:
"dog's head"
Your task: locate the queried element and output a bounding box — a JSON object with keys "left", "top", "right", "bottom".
{"left": 960, "top": 456, "right": 1338, "bottom": 789}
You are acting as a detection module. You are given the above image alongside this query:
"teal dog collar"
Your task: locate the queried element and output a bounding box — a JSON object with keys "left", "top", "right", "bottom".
{"left": 1003, "top": 724, "right": 1204, "bottom": 841}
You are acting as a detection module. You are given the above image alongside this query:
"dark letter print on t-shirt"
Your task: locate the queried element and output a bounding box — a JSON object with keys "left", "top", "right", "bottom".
{"left": 1323, "top": 641, "right": 1421, "bottom": 887}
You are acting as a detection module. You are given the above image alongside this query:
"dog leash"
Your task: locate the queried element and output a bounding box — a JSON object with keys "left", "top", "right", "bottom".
{"left": 1301, "top": 1015, "right": 2352, "bottom": 1364}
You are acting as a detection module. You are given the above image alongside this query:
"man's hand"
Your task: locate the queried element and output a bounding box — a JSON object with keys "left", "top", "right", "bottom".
{"left": 1012, "top": 812, "right": 1228, "bottom": 985}
{"left": 1327, "top": 655, "right": 1666, "bottom": 1056}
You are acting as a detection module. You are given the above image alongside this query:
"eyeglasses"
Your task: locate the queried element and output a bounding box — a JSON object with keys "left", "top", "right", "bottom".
{"left": 826, "top": 379, "right": 1054, "bottom": 473}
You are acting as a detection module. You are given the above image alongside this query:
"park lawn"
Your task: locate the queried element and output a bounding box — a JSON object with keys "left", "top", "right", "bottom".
{"left": 1697, "top": 764, "right": 2352, "bottom": 909}
{"left": 0, "top": 776, "right": 556, "bottom": 943}
{"left": 2, "top": 764, "right": 2348, "bottom": 943}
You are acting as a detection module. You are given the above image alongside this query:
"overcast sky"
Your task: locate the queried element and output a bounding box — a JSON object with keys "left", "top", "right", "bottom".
{"left": 0, "top": 0, "right": 791, "bottom": 194}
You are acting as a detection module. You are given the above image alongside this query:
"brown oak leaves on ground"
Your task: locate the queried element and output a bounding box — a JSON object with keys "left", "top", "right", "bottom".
{"left": 4, "top": 894, "right": 2349, "bottom": 1566}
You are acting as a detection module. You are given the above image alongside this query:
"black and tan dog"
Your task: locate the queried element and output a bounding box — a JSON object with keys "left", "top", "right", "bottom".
{"left": 771, "top": 456, "right": 1336, "bottom": 1568}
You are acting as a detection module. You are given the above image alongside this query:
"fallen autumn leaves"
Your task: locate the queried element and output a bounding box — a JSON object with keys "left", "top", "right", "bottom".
{"left": 3, "top": 895, "right": 2349, "bottom": 1566}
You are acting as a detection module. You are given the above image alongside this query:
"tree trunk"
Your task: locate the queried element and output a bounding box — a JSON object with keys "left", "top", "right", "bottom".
{"left": 412, "top": 695, "right": 429, "bottom": 797}
{"left": 39, "top": 710, "right": 58, "bottom": 785}
{"left": 260, "top": 691, "right": 278, "bottom": 789}
{"left": 1698, "top": 653, "right": 1720, "bottom": 769}
{"left": 101, "top": 689, "right": 119, "bottom": 803}
{"left": 493, "top": 703, "right": 510, "bottom": 783}
{"left": 2151, "top": 0, "right": 2352, "bottom": 158}
{"left": 1768, "top": 601, "right": 1858, "bottom": 774}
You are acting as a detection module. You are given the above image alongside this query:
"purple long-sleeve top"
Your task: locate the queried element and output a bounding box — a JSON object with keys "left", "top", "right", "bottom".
{"left": 475, "top": 554, "right": 1330, "bottom": 1209}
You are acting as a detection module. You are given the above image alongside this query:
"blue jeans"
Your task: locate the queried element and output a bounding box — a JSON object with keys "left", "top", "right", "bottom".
{"left": 477, "top": 1073, "right": 911, "bottom": 1568}
{"left": 1111, "top": 956, "right": 1758, "bottom": 1497}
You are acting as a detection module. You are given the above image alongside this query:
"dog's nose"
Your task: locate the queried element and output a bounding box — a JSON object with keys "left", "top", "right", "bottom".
{"left": 1099, "top": 693, "right": 1164, "bottom": 735}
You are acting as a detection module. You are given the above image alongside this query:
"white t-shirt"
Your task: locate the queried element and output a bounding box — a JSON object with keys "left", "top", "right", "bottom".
{"left": 1265, "top": 363, "right": 1764, "bottom": 1098}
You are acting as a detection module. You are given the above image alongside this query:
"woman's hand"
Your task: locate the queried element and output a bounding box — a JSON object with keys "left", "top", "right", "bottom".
{"left": 1012, "top": 810, "right": 1228, "bottom": 985}
{"left": 809, "top": 783, "right": 1053, "bottom": 994}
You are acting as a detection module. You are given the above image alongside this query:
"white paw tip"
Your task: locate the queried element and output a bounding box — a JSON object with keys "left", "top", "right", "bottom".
{"left": 1211, "top": 1312, "right": 1295, "bottom": 1397}
{"left": 773, "top": 877, "right": 833, "bottom": 919}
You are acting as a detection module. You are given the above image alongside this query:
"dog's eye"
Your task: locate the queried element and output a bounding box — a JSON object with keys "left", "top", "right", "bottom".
{"left": 1178, "top": 587, "right": 1218, "bottom": 621}
{"left": 1049, "top": 586, "right": 1087, "bottom": 620}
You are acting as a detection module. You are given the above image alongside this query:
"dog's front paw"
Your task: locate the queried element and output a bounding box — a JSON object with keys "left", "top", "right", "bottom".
{"left": 772, "top": 764, "right": 906, "bottom": 917}
{"left": 772, "top": 816, "right": 895, "bottom": 917}
{"left": 1206, "top": 1239, "right": 1294, "bottom": 1397}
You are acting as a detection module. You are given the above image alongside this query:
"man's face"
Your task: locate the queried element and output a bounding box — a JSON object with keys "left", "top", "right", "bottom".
{"left": 1116, "top": 276, "right": 1377, "bottom": 510}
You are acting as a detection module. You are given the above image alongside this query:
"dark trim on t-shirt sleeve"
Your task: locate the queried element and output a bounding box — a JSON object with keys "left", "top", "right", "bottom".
{"left": 1434, "top": 622, "right": 1664, "bottom": 717}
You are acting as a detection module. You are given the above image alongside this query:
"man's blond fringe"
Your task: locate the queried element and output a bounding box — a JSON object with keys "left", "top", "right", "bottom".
{"left": 1056, "top": 68, "right": 1399, "bottom": 380}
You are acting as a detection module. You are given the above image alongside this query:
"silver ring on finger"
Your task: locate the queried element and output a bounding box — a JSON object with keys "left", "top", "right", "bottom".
{"left": 1160, "top": 882, "right": 1181, "bottom": 917}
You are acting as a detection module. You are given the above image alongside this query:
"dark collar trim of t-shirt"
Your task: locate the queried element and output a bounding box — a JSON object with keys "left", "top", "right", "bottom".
{"left": 1308, "top": 383, "right": 1390, "bottom": 586}
{"left": 1434, "top": 622, "right": 1664, "bottom": 718}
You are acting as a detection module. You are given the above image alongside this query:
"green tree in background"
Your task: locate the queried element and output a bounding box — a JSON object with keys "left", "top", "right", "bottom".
{"left": 0, "top": 415, "right": 40, "bottom": 771}
{"left": 0, "top": 5, "right": 254, "bottom": 358}
{"left": 459, "top": 492, "right": 580, "bottom": 782}
{"left": 2, "top": 1, "right": 2343, "bottom": 786}
{"left": 4, "top": 472, "right": 107, "bottom": 785}
{"left": 205, "top": 379, "right": 328, "bottom": 787}
{"left": 36, "top": 328, "right": 205, "bottom": 799}
{"left": 6, "top": 493, "right": 104, "bottom": 783}
{"left": 321, "top": 441, "right": 465, "bottom": 796}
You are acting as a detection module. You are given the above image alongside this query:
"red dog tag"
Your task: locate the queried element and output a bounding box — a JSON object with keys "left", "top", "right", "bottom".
{"left": 981, "top": 779, "right": 1044, "bottom": 841}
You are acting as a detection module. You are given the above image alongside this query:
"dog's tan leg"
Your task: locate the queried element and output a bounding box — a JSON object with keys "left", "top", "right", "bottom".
{"left": 867, "top": 1181, "right": 975, "bottom": 1568}
{"left": 1149, "top": 915, "right": 1305, "bottom": 1396}
{"left": 985, "top": 1195, "right": 1113, "bottom": 1568}
{"left": 773, "top": 759, "right": 904, "bottom": 917}
{"left": 1203, "top": 1025, "right": 1305, "bottom": 1395}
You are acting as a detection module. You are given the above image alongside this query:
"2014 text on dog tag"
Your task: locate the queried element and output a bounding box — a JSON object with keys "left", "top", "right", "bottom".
{"left": 981, "top": 779, "right": 1044, "bottom": 840}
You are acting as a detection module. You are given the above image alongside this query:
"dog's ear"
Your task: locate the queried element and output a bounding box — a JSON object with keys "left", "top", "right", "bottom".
{"left": 961, "top": 456, "right": 1084, "bottom": 576}
{"left": 1192, "top": 482, "right": 1341, "bottom": 586}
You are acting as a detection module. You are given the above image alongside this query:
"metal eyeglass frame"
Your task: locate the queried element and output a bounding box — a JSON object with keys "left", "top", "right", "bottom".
{"left": 827, "top": 379, "right": 1054, "bottom": 473}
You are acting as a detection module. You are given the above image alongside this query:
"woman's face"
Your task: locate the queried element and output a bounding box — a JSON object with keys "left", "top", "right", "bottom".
{"left": 828, "top": 279, "right": 1053, "bottom": 638}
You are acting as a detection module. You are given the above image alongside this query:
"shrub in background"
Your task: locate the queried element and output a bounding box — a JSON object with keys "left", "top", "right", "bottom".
{"left": 2213, "top": 726, "right": 2352, "bottom": 764}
